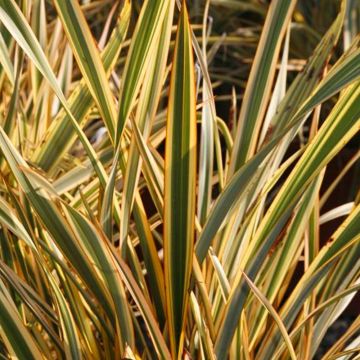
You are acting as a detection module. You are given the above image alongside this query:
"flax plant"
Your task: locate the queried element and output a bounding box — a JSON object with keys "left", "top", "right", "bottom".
{"left": 0, "top": 0, "right": 359, "bottom": 359}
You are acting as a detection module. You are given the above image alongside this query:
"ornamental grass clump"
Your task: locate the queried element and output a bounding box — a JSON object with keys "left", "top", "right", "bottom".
{"left": 0, "top": 0, "right": 359, "bottom": 359}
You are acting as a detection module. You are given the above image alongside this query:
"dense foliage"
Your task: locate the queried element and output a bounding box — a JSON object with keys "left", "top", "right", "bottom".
{"left": 0, "top": 0, "right": 359, "bottom": 359}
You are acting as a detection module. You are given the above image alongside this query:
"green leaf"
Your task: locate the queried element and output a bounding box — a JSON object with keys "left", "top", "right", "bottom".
{"left": 164, "top": 2, "right": 197, "bottom": 356}
{"left": 198, "top": 0, "right": 215, "bottom": 222}
{"left": 195, "top": 42, "right": 360, "bottom": 265}
{"left": 0, "top": 0, "right": 108, "bottom": 186}
{"left": 229, "top": 0, "right": 296, "bottom": 174}
{"left": 113, "top": 254, "right": 171, "bottom": 359}
{"left": 33, "top": 1, "right": 130, "bottom": 171}
{"left": 241, "top": 270, "right": 297, "bottom": 360}
{"left": 100, "top": 147, "right": 120, "bottom": 240}
{"left": 0, "top": 197, "right": 82, "bottom": 359}
{"left": 260, "top": 205, "right": 360, "bottom": 358}
{"left": 53, "top": 0, "right": 118, "bottom": 140}
{"left": 0, "top": 125, "right": 116, "bottom": 332}
{"left": 120, "top": 2, "right": 173, "bottom": 253}
{"left": 116, "top": 0, "right": 170, "bottom": 145}
{"left": 63, "top": 205, "right": 134, "bottom": 353}
{"left": 0, "top": 32, "right": 14, "bottom": 85}
{"left": 30, "top": 0, "right": 46, "bottom": 101}
{"left": 249, "top": 176, "right": 323, "bottom": 345}
{"left": 0, "top": 278, "right": 43, "bottom": 359}
{"left": 215, "top": 82, "right": 360, "bottom": 358}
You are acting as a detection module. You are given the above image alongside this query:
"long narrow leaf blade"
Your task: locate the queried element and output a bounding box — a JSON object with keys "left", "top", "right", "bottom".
{"left": 116, "top": 0, "right": 169, "bottom": 144}
{"left": 229, "top": 0, "right": 296, "bottom": 174}
{"left": 53, "top": 0, "right": 117, "bottom": 140}
{"left": 164, "top": 2, "right": 197, "bottom": 356}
